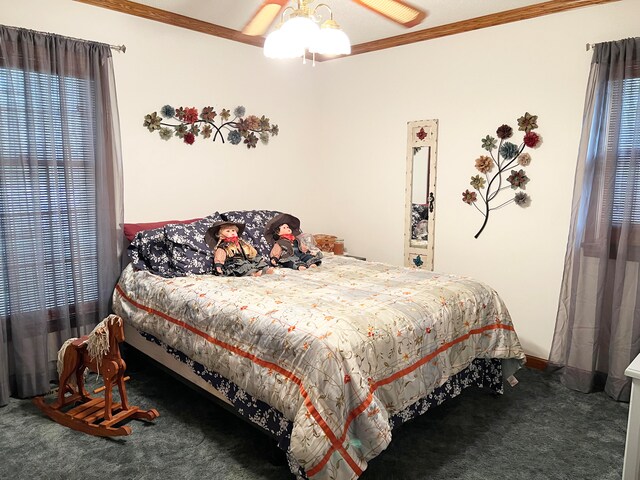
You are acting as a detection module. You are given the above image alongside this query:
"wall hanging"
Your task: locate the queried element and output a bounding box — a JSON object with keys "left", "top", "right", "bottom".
{"left": 143, "top": 105, "right": 279, "bottom": 149}
{"left": 462, "top": 112, "right": 541, "bottom": 238}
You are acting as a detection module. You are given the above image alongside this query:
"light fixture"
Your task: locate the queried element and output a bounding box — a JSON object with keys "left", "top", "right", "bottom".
{"left": 264, "top": 0, "right": 351, "bottom": 63}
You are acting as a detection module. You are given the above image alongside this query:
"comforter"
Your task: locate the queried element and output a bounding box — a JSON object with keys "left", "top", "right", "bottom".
{"left": 113, "top": 254, "right": 525, "bottom": 480}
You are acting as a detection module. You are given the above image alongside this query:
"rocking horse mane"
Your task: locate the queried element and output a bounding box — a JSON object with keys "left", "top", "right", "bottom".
{"left": 56, "top": 314, "right": 123, "bottom": 380}
{"left": 86, "top": 317, "right": 112, "bottom": 365}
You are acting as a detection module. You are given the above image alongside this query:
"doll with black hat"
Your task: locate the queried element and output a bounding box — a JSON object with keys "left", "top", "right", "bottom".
{"left": 264, "top": 213, "right": 322, "bottom": 271}
{"left": 205, "top": 221, "right": 274, "bottom": 277}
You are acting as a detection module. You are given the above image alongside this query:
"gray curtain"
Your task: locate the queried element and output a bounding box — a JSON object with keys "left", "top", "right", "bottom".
{"left": 549, "top": 37, "right": 640, "bottom": 401}
{"left": 0, "top": 25, "right": 124, "bottom": 406}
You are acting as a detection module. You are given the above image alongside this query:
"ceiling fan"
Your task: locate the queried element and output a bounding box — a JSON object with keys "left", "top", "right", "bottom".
{"left": 242, "top": 0, "right": 428, "bottom": 37}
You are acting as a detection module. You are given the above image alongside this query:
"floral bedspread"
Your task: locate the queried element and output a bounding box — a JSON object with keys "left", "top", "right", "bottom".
{"left": 112, "top": 255, "right": 525, "bottom": 480}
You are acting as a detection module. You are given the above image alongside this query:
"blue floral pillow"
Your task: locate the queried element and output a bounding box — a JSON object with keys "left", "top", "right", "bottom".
{"left": 220, "top": 210, "right": 282, "bottom": 260}
{"left": 127, "top": 213, "right": 223, "bottom": 277}
{"left": 165, "top": 214, "right": 223, "bottom": 275}
{"left": 164, "top": 214, "right": 222, "bottom": 252}
{"left": 127, "top": 226, "right": 173, "bottom": 277}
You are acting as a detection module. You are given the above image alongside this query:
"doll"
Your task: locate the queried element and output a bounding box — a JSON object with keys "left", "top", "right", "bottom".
{"left": 205, "top": 221, "right": 273, "bottom": 277}
{"left": 264, "top": 213, "right": 322, "bottom": 271}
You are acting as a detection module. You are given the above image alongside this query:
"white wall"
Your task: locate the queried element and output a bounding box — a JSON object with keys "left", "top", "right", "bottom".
{"left": 313, "top": 0, "right": 640, "bottom": 357}
{"left": 0, "top": 0, "right": 321, "bottom": 223}
{"left": 2, "top": 0, "right": 639, "bottom": 358}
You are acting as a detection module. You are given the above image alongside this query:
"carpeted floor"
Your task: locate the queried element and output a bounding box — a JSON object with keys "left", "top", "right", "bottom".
{"left": 0, "top": 348, "right": 629, "bottom": 480}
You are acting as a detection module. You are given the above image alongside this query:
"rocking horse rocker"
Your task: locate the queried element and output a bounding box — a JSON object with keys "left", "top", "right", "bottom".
{"left": 33, "top": 314, "right": 159, "bottom": 437}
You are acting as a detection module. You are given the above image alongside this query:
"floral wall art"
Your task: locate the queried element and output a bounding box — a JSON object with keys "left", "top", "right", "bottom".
{"left": 462, "top": 112, "right": 541, "bottom": 238}
{"left": 143, "top": 105, "right": 278, "bottom": 149}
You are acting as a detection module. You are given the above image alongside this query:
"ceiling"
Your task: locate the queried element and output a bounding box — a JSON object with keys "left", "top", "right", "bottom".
{"left": 78, "top": 0, "right": 618, "bottom": 54}
{"left": 132, "top": 0, "right": 551, "bottom": 45}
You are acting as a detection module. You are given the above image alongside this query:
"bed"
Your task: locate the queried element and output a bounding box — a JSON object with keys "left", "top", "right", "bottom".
{"left": 112, "top": 210, "right": 526, "bottom": 480}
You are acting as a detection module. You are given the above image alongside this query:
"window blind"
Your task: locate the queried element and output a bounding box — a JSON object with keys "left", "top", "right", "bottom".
{"left": 0, "top": 67, "right": 97, "bottom": 318}
{"left": 608, "top": 77, "right": 640, "bottom": 225}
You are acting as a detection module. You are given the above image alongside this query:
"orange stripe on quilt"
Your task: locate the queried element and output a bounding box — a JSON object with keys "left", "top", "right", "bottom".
{"left": 114, "top": 284, "right": 363, "bottom": 477}
{"left": 308, "top": 322, "right": 516, "bottom": 476}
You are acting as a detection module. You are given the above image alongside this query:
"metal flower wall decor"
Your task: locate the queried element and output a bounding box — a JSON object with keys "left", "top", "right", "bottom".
{"left": 462, "top": 112, "right": 541, "bottom": 238}
{"left": 143, "top": 105, "right": 278, "bottom": 149}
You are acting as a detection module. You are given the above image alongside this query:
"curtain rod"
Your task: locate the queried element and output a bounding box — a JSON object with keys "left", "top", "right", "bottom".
{"left": 3, "top": 25, "right": 126, "bottom": 53}
{"left": 586, "top": 42, "right": 601, "bottom": 51}
{"left": 40, "top": 29, "right": 126, "bottom": 53}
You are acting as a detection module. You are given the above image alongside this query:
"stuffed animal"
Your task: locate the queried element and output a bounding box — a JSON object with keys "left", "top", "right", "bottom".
{"left": 264, "top": 213, "right": 322, "bottom": 271}
{"left": 205, "top": 221, "right": 273, "bottom": 277}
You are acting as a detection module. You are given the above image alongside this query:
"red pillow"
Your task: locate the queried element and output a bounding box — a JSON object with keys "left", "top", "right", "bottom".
{"left": 123, "top": 218, "right": 201, "bottom": 242}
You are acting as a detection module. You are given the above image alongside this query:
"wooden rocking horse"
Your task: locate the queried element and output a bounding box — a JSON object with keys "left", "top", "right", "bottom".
{"left": 33, "top": 314, "right": 159, "bottom": 437}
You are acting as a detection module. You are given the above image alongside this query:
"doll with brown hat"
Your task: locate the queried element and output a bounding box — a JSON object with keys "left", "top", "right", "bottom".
{"left": 205, "top": 221, "right": 274, "bottom": 277}
{"left": 264, "top": 213, "right": 322, "bottom": 271}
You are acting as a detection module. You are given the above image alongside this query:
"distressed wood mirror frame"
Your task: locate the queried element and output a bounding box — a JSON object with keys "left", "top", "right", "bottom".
{"left": 404, "top": 119, "right": 438, "bottom": 269}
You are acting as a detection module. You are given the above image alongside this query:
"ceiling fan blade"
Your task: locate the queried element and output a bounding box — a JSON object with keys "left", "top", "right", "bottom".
{"left": 242, "top": 0, "right": 290, "bottom": 36}
{"left": 351, "top": 0, "right": 427, "bottom": 28}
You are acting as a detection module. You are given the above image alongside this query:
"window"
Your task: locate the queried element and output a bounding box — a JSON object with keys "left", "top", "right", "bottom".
{"left": 0, "top": 67, "right": 98, "bottom": 319}
{"left": 609, "top": 77, "right": 640, "bottom": 226}
{"left": 583, "top": 74, "right": 640, "bottom": 259}
{"left": 606, "top": 76, "right": 640, "bottom": 257}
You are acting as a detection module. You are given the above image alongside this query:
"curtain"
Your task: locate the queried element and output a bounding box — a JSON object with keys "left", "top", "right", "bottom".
{"left": 549, "top": 37, "right": 640, "bottom": 401}
{"left": 0, "top": 25, "right": 124, "bottom": 406}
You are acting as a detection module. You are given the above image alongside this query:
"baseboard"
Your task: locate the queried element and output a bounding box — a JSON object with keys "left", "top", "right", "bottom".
{"left": 525, "top": 354, "right": 548, "bottom": 370}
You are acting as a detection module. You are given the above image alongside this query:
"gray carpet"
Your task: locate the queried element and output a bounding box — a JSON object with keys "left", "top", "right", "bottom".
{"left": 0, "top": 348, "right": 629, "bottom": 480}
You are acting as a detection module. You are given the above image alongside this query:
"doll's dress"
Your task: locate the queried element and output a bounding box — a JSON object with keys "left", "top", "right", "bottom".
{"left": 215, "top": 240, "right": 269, "bottom": 277}
{"left": 273, "top": 238, "right": 322, "bottom": 270}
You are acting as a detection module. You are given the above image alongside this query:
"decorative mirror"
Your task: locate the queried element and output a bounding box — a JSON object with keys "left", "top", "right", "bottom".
{"left": 404, "top": 119, "right": 438, "bottom": 269}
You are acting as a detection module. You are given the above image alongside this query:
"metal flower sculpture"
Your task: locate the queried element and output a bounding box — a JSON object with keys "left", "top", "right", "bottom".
{"left": 462, "top": 112, "right": 541, "bottom": 238}
{"left": 143, "top": 105, "right": 278, "bottom": 149}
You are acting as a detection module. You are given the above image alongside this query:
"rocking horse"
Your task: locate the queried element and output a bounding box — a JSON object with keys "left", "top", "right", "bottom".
{"left": 33, "top": 314, "right": 159, "bottom": 437}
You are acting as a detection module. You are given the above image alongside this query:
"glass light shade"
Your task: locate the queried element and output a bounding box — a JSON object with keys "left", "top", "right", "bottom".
{"left": 279, "top": 15, "right": 320, "bottom": 50}
{"left": 308, "top": 20, "right": 351, "bottom": 55}
{"left": 264, "top": 28, "right": 304, "bottom": 59}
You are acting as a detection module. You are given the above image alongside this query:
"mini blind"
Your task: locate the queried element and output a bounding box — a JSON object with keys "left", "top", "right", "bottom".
{"left": 0, "top": 67, "right": 97, "bottom": 318}
{"left": 608, "top": 77, "right": 640, "bottom": 225}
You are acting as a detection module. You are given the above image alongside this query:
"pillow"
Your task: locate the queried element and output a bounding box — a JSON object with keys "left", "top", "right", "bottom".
{"left": 220, "top": 210, "right": 282, "bottom": 260}
{"left": 165, "top": 214, "right": 224, "bottom": 275}
{"left": 124, "top": 218, "right": 201, "bottom": 242}
{"left": 126, "top": 213, "right": 221, "bottom": 277}
{"left": 164, "top": 215, "right": 222, "bottom": 253}
{"left": 127, "top": 226, "right": 173, "bottom": 277}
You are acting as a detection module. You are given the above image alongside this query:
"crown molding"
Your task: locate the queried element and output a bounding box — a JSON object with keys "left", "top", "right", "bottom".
{"left": 75, "top": 0, "right": 620, "bottom": 61}
{"left": 74, "top": 0, "right": 264, "bottom": 48}
{"left": 350, "top": 0, "right": 620, "bottom": 56}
